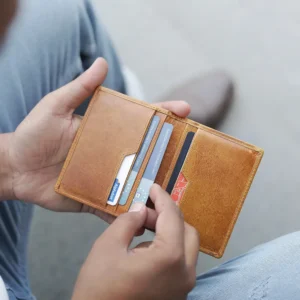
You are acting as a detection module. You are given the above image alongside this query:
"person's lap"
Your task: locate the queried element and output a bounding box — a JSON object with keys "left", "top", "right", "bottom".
{"left": 188, "top": 231, "right": 300, "bottom": 299}
{"left": 0, "top": 0, "right": 299, "bottom": 299}
{"left": 0, "top": 0, "right": 125, "bottom": 133}
{"left": 0, "top": 0, "right": 125, "bottom": 299}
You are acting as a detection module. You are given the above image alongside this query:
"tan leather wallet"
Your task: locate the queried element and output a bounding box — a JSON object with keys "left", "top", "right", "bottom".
{"left": 55, "top": 86, "right": 263, "bottom": 258}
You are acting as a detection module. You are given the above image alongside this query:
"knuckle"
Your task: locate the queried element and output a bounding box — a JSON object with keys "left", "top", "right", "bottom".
{"left": 154, "top": 245, "right": 184, "bottom": 269}
{"left": 117, "top": 211, "right": 142, "bottom": 228}
{"left": 164, "top": 249, "right": 184, "bottom": 267}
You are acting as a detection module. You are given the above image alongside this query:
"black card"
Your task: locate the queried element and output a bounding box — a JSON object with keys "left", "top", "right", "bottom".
{"left": 166, "top": 131, "right": 195, "bottom": 194}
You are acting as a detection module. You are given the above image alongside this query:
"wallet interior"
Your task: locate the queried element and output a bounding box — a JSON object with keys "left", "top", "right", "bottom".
{"left": 55, "top": 87, "right": 263, "bottom": 258}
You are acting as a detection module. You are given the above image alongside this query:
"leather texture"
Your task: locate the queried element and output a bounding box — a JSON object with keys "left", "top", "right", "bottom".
{"left": 178, "top": 129, "right": 262, "bottom": 257}
{"left": 55, "top": 87, "right": 263, "bottom": 258}
{"left": 56, "top": 88, "right": 154, "bottom": 209}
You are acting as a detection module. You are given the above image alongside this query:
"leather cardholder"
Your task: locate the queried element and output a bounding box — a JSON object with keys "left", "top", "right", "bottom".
{"left": 55, "top": 87, "right": 263, "bottom": 258}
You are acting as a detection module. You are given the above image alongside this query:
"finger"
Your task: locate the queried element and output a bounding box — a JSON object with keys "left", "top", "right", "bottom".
{"left": 144, "top": 207, "right": 158, "bottom": 230}
{"left": 92, "top": 209, "right": 116, "bottom": 224}
{"left": 49, "top": 58, "right": 108, "bottom": 115}
{"left": 101, "top": 203, "right": 147, "bottom": 248}
{"left": 92, "top": 205, "right": 146, "bottom": 236}
{"left": 135, "top": 227, "right": 145, "bottom": 236}
{"left": 154, "top": 101, "right": 190, "bottom": 118}
{"left": 70, "top": 114, "right": 84, "bottom": 134}
{"left": 184, "top": 222, "right": 200, "bottom": 270}
{"left": 95, "top": 210, "right": 144, "bottom": 236}
{"left": 150, "top": 184, "right": 184, "bottom": 250}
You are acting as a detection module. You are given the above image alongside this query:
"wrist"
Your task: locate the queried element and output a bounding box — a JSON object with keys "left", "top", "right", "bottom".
{"left": 0, "top": 133, "right": 15, "bottom": 200}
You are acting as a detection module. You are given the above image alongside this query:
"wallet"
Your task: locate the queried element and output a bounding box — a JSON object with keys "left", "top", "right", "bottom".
{"left": 55, "top": 86, "right": 263, "bottom": 258}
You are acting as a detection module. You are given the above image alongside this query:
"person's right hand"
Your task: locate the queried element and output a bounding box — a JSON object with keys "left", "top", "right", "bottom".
{"left": 72, "top": 184, "right": 200, "bottom": 300}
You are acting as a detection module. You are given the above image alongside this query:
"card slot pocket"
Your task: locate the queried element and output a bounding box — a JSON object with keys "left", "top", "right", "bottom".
{"left": 160, "top": 123, "right": 198, "bottom": 190}
{"left": 177, "top": 127, "right": 263, "bottom": 258}
{"left": 56, "top": 88, "right": 155, "bottom": 210}
{"left": 152, "top": 116, "right": 187, "bottom": 189}
{"left": 113, "top": 112, "right": 167, "bottom": 214}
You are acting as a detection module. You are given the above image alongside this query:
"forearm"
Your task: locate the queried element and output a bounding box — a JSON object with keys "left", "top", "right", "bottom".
{"left": 0, "top": 133, "right": 14, "bottom": 200}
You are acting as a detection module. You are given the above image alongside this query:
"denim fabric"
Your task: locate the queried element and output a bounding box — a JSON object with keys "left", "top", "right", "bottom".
{"left": 0, "top": 0, "right": 125, "bottom": 298}
{"left": 0, "top": 0, "right": 299, "bottom": 299}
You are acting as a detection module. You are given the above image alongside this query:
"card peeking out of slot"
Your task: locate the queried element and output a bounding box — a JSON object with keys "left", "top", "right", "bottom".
{"left": 55, "top": 86, "right": 155, "bottom": 209}
{"left": 167, "top": 131, "right": 195, "bottom": 201}
{"left": 107, "top": 154, "right": 136, "bottom": 205}
{"left": 119, "top": 116, "right": 160, "bottom": 206}
{"left": 130, "top": 122, "right": 173, "bottom": 207}
{"left": 177, "top": 128, "right": 263, "bottom": 257}
{"left": 55, "top": 86, "right": 264, "bottom": 259}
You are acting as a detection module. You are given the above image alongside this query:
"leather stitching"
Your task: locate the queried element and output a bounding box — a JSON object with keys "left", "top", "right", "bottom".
{"left": 177, "top": 128, "right": 263, "bottom": 258}
{"left": 55, "top": 86, "right": 264, "bottom": 257}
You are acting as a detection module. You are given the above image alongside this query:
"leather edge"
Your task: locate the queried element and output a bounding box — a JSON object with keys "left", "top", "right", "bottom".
{"left": 100, "top": 86, "right": 263, "bottom": 154}
{"left": 55, "top": 87, "right": 100, "bottom": 195}
{"left": 200, "top": 148, "right": 264, "bottom": 258}
{"left": 55, "top": 87, "right": 265, "bottom": 258}
{"left": 57, "top": 186, "right": 119, "bottom": 217}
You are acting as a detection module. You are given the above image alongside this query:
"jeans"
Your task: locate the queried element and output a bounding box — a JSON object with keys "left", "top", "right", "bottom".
{"left": 0, "top": 0, "right": 299, "bottom": 299}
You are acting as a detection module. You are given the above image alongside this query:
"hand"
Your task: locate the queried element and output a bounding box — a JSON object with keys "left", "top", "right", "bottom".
{"left": 7, "top": 58, "right": 190, "bottom": 222}
{"left": 72, "top": 184, "right": 199, "bottom": 300}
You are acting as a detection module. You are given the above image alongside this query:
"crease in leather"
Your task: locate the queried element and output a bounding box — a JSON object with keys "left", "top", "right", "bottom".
{"left": 55, "top": 86, "right": 264, "bottom": 257}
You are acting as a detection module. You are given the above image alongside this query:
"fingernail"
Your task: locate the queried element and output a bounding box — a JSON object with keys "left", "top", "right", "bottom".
{"left": 151, "top": 183, "right": 161, "bottom": 190}
{"left": 129, "top": 202, "right": 145, "bottom": 212}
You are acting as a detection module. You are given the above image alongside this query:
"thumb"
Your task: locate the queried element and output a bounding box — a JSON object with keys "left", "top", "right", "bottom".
{"left": 49, "top": 57, "right": 108, "bottom": 115}
{"left": 103, "top": 203, "right": 147, "bottom": 248}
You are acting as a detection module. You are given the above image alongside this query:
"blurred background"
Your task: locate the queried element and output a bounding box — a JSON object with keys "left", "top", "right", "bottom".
{"left": 29, "top": 1, "right": 300, "bottom": 299}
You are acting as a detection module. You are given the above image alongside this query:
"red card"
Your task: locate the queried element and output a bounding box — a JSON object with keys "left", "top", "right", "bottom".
{"left": 171, "top": 172, "right": 188, "bottom": 204}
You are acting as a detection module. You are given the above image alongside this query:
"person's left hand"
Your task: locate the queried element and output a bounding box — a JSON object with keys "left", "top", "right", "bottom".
{"left": 8, "top": 58, "right": 190, "bottom": 222}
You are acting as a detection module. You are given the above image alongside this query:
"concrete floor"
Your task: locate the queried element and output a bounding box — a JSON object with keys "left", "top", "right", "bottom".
{"left": 29, "top": 1, "right": 300, "bottom": 299}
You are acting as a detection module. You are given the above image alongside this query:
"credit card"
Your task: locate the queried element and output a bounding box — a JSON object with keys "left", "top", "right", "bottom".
{"left": 107, "top": 153, "right": 136, "bottom": 205}
{"left": 119, "top": 116, "right": 160, "bottom": 205}
{"left": 170, "top": 172, "right": 188, "bottom": 203}
{"left": 130, "top": 122, "right": 173, "bottom": 206}
{"left": 166, "top": 131, "right": 195, "bottom": 195}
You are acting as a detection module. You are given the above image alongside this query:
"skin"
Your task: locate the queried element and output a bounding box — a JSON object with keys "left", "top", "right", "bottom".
{"left": 1, "top": 58, "right": 191, "bottom": 227}
{"left": 72, "top": 184, "right": 199, "bottom": 300}
{"left": 0, "top": 2, "right": 199, "bottom": 298}
{"left": 0, "top": 58, "right": 198, "bottom": 299}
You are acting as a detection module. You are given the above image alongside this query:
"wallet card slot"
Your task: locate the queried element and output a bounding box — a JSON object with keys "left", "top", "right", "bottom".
{"left": 114, "top": 111, "right": 167, "bottom": 214}
{"left": 153, "top": 116, "right": 188, "bottom": 188}
{"left": 55, "top": 86, "right": 264, "bottom": 258}
{"left": 177, "top": 128, "right": 262, "bottom": 258}
{"left": 160, "top": 122, "right": 197, "bottom": 190}
{"left": 56, "top": 88, "right": 155, "bottom": 209}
